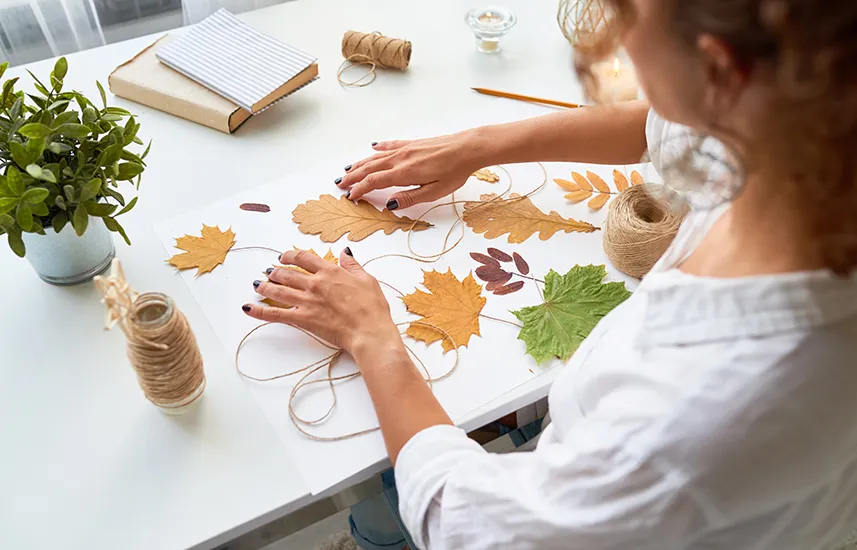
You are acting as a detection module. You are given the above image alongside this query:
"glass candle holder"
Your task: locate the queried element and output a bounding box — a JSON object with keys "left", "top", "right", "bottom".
{"left": 465, "top": 6, "right": 517, "bottom": 53}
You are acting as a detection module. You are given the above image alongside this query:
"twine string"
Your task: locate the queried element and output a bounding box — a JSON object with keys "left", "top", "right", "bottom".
{"left": 338, "top": 31, "right": 412, "bottom": 88}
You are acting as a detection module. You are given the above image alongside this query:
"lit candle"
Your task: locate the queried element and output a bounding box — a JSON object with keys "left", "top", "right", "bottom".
{"left": 591, "top": 56, "right": 639, "bottom": 103}
{"left": 465, "top": 7, "right": 517, "bottom": 54}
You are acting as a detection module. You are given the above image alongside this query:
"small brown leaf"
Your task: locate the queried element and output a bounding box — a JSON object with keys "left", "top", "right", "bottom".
{"left": 513, "top": 252, "right": 530, "bottom": 275}
{"left": 553, "top": 178, "right": 578, "bottom": 192}
{"left": 613, "top": 170, "right": 630, "bottom": 192}
{"left": 571, "top": 172, "right": 593, "bottom": 191}
{"left": 630, "top": 170, "right": 644, "bottom": 186}
{"left": 487, "top": 247, "right": 513, "bottom": 262}
{"left": 493, "top": 281, "right": 525, "bottom": 295}
{"left": 470, "top": 252, "right": 500, "bottom": 269}
{"left": 565, "top": 189, "right": 593, "bottom": 203}
{"left": 487, "top": 272, "right": 513, "bottom": 288}
{"left": 240, "top": 202, "right": 271, "bottom": 213}
{"left": 587, "top": 171, "right": 611, "bottom": 194}
{"left": 588, "top": 193, "right": 610, "bottom": 210}
{"left": 472, "top": 168, "right": 500, "bottom": 183}
{"left": 475, "top": 265, "right": 510, "bottom": 282}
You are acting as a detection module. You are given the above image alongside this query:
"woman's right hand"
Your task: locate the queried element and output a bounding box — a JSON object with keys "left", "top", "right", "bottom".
{"left": 336, "top": 129, "right": 489, "bottom": 210}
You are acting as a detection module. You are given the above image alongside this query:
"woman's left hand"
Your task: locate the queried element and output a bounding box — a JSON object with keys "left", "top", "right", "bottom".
{"left": 242, "top": 248, "right": 404, "bottom": 361}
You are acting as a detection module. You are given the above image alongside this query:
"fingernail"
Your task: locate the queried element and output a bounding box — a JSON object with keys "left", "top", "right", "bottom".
{"left": 265, "top": 267, "right": 274, "bottom": 275}
{"left": 253, "top": 280, "right": 261, "bottom": 288}
{"left": 334, "top": 177, "right": 342, "bottom": 185}
{"left": 386, "top": 199, "right": 399, "bottom": 211}
{"left": 344, "top": 247, "right": 353, "bottom": 256}
{"left": 344, "top": 164, "right": 352, "bottom": 172}
{"left": 345, "top": 191, "right": 351, "bottom": 199}
{"left": 371, "top": 142, "right": 378, "bottom": 147}
{"left": 242, "top": 304, "right": 251, "bottom": 312}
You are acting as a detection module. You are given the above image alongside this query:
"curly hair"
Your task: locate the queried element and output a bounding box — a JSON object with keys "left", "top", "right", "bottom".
{"left": 573, "top": 0, "right": 857, "bottom": 274}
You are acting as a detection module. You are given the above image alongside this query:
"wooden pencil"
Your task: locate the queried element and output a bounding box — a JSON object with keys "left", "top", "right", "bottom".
{"left": 471, "top": 87, "right": 581, "bottom": 109}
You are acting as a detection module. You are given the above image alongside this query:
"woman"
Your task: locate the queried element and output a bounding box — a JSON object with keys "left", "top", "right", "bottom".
{"left": 243, "top": 0, "right": 857, "bottom": 548}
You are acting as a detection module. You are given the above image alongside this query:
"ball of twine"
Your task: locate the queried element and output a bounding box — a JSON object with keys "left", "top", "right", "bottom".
{"left": 557, "top": 0, "right": 607, "bottom": 49}
{"left": 603, "top": 185, "right": 688, "bottom": 279}
{"left": 338, "top": 30, "right": 412, "bottom": 87}
{"left": 125, "top": 293, "right": 205, "bottom": 412}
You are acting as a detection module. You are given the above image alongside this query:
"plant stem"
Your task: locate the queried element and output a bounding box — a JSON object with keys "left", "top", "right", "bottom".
{"left": 513, "top": 272, "right": 545, "bottom": 284}
{"left": 479, "top": 313, "right": 523, "bottom": 329}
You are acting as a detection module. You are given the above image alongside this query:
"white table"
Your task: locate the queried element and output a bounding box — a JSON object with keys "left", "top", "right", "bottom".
{"left": 0, "top": 1, "right": 582, "bottom": 548}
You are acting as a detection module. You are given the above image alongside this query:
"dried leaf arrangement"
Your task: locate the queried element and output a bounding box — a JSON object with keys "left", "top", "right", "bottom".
{"left": 554, "top": 169, "right": 644, "bottom": 211}
{"left": 292, "top": 194, "right": 432, "bottom": 242}
{"left": 470, "top": 247, "right": 534, "bottom": 295}
{"left": 471, "top": 168, "right": 500, "bottom": 183}
{"left": 0, "top": 58, "right": 149, "bottom": 257}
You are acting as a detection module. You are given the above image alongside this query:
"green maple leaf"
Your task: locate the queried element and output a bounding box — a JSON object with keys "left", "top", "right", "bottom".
{"left": 512, "top": 265, "right": 632, "bottom": 364}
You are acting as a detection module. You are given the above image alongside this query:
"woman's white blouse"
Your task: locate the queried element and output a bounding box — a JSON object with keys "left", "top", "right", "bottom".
{"left": 393, "top": 111, "right": 857, "bottom": 550}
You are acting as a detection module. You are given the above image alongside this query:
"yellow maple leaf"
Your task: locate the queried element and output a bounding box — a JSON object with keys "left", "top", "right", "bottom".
{"left": 630, "top": 170, "right": 644, "bottom": 186}
{"left": 402, "top": 269, "right": 486, "bottom": 353}
{"left": 167, "top": 224, "right": 235, "bottom": 275}
{"left": 472, "top": 168, "right": 500, "bottom": 183}
{"left": 260, "top": 248, "right": 339, "bottom": 309}
{"left": 463, "top": 193, "right": 597, "bottom": 244}
{"left": 613, "top": 169, "right": 630, "bottom": 192}
{"left": 292, "top": 194, "right": 432, "bottom": 242}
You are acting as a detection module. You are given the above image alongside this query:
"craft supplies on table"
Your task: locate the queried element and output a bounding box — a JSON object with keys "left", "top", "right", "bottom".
{"left": 338, "top": 31, "right": 412, "bottom": 87}
{"left": 591, "top": 54, "right": 639, "bottom": 103}
{"left": 472, "top": 87, "right": 582, "bottom": 109}
{"left": 465, "top": 7, "right": 517, "bottom": 53}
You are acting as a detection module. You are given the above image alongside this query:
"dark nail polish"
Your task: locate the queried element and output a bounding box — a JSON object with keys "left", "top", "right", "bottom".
{"left": 344, "top": 247, "right": 353, "bottom": 257}
{"left": 334, "top": 177, "right": 342, "bottom": 185}
{"left": 253, "top": 280, "right": 261, "bottom": 288}
{"left": 344, "top": 164, "right": 353, "bottom": 172}
{"left": 242, "top": 304, "right": 251, "bottom": 312}
{"left": 386, "top": 199, "right": 399, "bottom": 211}
{"left": 345, "top": 191, "right": 351, "bottom": 199}
{"left": 371, "top": 142, "right": 378, "bottom": 147}
{"left": 266, "top": 267, "right": 274, "bottom": 275}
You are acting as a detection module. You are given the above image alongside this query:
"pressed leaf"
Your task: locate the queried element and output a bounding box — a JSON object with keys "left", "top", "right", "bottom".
{"left": 401, "top": 269, "right": 486, "bottom": 353}
{"left": 613, "top": 170, "right": 630, "bottom": 192}
{"left": 586, "top": 171, "right": 611, "bottom": 193}
{"left": 472, "top": 168, "right": 500, "bottom": 183}
{"left": 469, "top": 252, "right": 500, "bottom": 268}
{"left": 513, "top": 252, "right": 530, "bottom": 275}
{"left": 18, "top": 123, "right": 52, "bottom": 139}
{"left": 494, "top": 281, "right": 525, "bottom": 295}
{"left": 167, "top": 225, "right": 236, "bottom": 275}
{"left": 463, "top": 193, "right": 597, "bottom": 244}
{"left": 52, "top": 212, "right": 68, "bottom": 234}
{"left": 486, "top": 271, "right": 512, "bottom": 288}
{"left": 571, "top": 172, "right": 592, "bottom": 191}
{"left": 630, "top": 170, "right": 644, "bottom": 186}
{"left": 475, "top": 265, "right": 510, "bottom": 283}
{"left": 240, "top": 202, "right": 271, "bottom": 213}
{"left": 71, "top": 204, "right": 89, "bottom": 236}
{"left": 512, "top": 265, "right": 632, "bottom": 364}
{"left": 292, "top": 194, "right": 432, "bottom": 242}
{"left": 487, "top": 247, "right": 513, "bottom": 262}
{"left": 587, "top": 193, "right": 610, "bottom": 210}
{"left": 553, "top": 178, "right": 578, "bottom": 192}
{"left": 565, "top": 189, "right": 593, "bottom": 203}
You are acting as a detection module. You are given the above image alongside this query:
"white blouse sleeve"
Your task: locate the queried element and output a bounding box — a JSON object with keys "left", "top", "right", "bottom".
{"left": 394, "top": 415, "right": 705, "bottom": 550}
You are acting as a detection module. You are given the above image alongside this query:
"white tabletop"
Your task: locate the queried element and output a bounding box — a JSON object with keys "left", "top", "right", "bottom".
{"left": 0, "top": 1, "right": 582, "bottom": 548}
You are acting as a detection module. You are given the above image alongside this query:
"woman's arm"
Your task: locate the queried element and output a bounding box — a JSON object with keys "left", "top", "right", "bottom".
{"left": 339, "top": 99, "right": 650, "bottom": 208}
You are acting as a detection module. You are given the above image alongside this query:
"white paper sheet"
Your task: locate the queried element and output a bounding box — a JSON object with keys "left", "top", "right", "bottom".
{"left": 155, "top": 113, "right": 657, "bottom": 494}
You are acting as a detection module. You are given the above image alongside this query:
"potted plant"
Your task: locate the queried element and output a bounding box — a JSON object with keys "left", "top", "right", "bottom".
{"left": 0, "top": 58, "right": 149, "bottom": 285}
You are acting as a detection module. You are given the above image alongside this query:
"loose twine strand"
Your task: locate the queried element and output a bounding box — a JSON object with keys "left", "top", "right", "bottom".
{"left": 338, "top": 31, "right": 412, "bottom": 88}
{"left": 235, "top": 164, "right": 549, "bottom": 441}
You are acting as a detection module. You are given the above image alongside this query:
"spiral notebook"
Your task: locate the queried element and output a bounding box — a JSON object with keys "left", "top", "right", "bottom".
{"left": 155, "top": 9, "right": 319, "bottom": 114}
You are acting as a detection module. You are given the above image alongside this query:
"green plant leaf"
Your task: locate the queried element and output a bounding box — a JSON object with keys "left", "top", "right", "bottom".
{"left": 511, "top": 265, "right": 632, "bottom": 364}
{"left": 115, "top": 162, "right": 143, "bottom": 181}
{"left": 0, "top": 197, "right": 18, "bottom": 215}
{"left": 53, "top": 57, "right": 68, "bottom": 80}
{"left": 0, "top": 213, "right": 14, "bottom": 229}
{"left": 31, "top": 201, "right": 49, "bottom": 217}
{"left": 26, "top": 137, "right": 46, "bottom": 160}
{"left": 98, "top": 143, "right": 123, "bottom": 166}
{"left": 63, "top": 184, "right": 75, "bottom": 202}
{"left": 52, "top": 211, "right": 68, "bottom": 233}
{"left": 120, "top": 149, "right": 144, "bottom": 165}
{"left": 50, "top": 74, "right": 63, "bottom": 92}
{"left": 102, "top": 186, "right": 125, "bottom": 206}
{"left": 18, "top": 123, "right": 52, "bottom": 139}
{"left": 83, "top": 201, "right": 117, "bottom": 217}
{"left": 8, "top": 141, "right": 31, "bottom": 169}
{"left": 25, "top": 164, "right": 42, "bottom": 179}
{"left": 21, "top": 187, "right": 49, "bottom": 204}
{"left": 115, "top": 196, "right": 137, "bottom": 217}
{"left": 103, "top": 106, "right": 131, "bottom": 116}
{"left": 82, "top": 106, "right": 97, "bottom": 124}
{"left": 0, "top": 62, "right": 7, "bottom": 81}
{"left": 78, "top": 178, "right": 102, "bottom": 202}
{"left": 16, "top": 202, "right": 33, "bottom": 232}
{"left": 96, "top": 81, "right": 107, "bottom": 108}
{"left": 140, "top": 139, "right": 153, "bottom": 159}
{"left": 7, "top": 227, "right": 25, "bottom": 257}
{"left": 71, "top": 203, "right": 88, "bottom": 236}
{"left": 0, "top": 176, "right": 12, "bottom": 196}
{"left": 101, "top": 113, "right": 122, "bottom": 122}
{"left": 53, "top": 123, "right": 91, "bottom": 139}
{"left": 48, "top": 142, "right": 73, "bottom": 154}
{"left": 6, "top": 167, "right": 25, "bottom": 196}
{"left": 103, "top": 216, "right": 130, "bottom": 245}
{"left": 9, "top": 96, "right": 23, "bottom": 120}
{"left": 48, "top": 99, "right": 70, "bottom": 111}
{"left": 55, "top": 195, "right": 66, "bottom": 210}
{"left": 53, "top": 111, "right": 79, "bottom": 127}
{"left": 2, "top": 77, "right": 19, "bottom": 105}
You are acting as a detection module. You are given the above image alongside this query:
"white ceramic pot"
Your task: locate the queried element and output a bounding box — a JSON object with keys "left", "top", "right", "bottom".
{"left": 21, "top": 216, "right": 115, "bottom": 285}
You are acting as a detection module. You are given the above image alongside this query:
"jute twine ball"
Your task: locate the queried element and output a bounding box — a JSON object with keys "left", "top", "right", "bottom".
{"left": 603, "top": 185, "right": 688, "bottom": 278}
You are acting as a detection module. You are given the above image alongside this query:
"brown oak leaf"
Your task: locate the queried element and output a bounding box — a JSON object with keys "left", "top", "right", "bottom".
{"left": 472, "top": 168, "right": 500, "bottom": 183}
{"left": 167, "top": 224, "right": 235, "bottom": 275}
{"left": 463, "top": 193, "right": 597, "bottom": 244}
{"left": 401, "top": 269, "right": 486, "bottom": 353}
{"left": 292, "top": 194, "right": 431, "bottom": 242}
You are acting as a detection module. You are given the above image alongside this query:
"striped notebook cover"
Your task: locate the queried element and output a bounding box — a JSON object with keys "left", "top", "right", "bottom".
{"left": 156, "top": 9, "right": 318, "bottom": 113}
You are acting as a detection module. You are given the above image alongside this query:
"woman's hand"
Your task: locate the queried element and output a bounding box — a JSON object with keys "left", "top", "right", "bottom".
{"left": 242, "top": 248, "right": 403, "bottom": 361}
{"left": 336, "top": 130, "right": 489, "bottom": 210}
